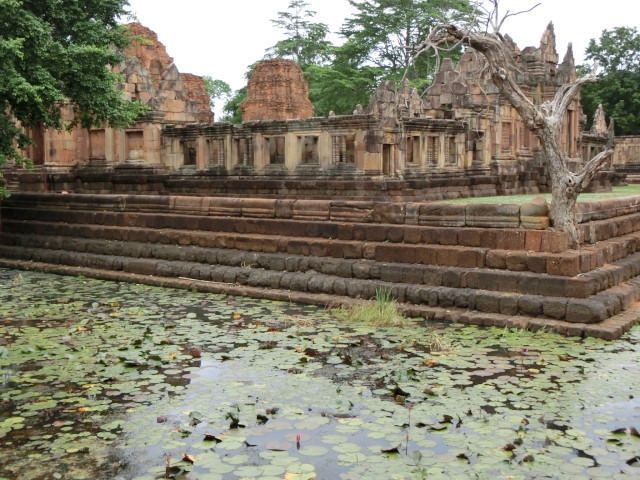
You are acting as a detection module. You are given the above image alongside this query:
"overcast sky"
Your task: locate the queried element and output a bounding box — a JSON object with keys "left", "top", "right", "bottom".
{"left": 126, "top": 0, "right": 639, "bottom": 115}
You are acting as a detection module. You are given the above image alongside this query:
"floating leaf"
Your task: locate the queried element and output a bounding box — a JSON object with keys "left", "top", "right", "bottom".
{"left": 180, "top": 452, "right": 196, "bottom": 464}
{"left": 381, "top": 445, "right": 400, "bottom": 454}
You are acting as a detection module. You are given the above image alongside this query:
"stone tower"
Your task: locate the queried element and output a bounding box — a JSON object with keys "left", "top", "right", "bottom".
{"left": 241, "top": 59, "right": 314, "bottom": 122}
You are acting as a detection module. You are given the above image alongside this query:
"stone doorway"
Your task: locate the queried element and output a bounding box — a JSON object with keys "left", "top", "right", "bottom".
{"left": 382, "top": 144, "right": 393, "bottom": 175}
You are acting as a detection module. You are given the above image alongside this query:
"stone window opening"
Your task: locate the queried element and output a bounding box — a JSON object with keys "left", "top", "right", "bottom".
{"left": 427, "top": 136, "right": 439, "bottom": 166}
{"left": 182, "top": 140, "right": 197, "bottom": 166}
{"left": 331, "top": 135, "right": 355, "bottom": 164}
{"left": 501, "top": 122, "right": 512, "bottom": 152}
{"left": 520, "top": 126, "right": 530, "bottom": 150}
{"left": 126, "top": 130, "right": 144, "bottom": 162}
{"left": 445, "top": 136, "right": 457, "bottom": 165}
{"left": 234, "top": 137, "right": 253, "bottom": 167}
{"left": 382, "top": 144, "right": 393, "bottom": 175}
{"left": 89, "top": 129, "right": 106, "bottom": 160}
{"left": 207, "top": 139, "right": 225, "bottom": 166}
{"left": 267, "top": 136, "right": 286, "bottom": 165}
{"left": 406, "top": 135, "right": 420, "bottom": 164}
{"left": 300, "top": 136, "right": 319, "bottom": 164}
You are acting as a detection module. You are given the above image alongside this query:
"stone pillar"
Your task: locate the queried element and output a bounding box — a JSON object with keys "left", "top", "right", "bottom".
{"left": 285, "top": 133, "right": 298, "bottom": 172}
{"left": 253, "top": 133, "right": 267, "bottom": 171}
{"left": 318, "top": 131, "right": 331, "bottom": 171}
{"left": 105, "top": 128, "right": 115, "bottom": 163}
{"left": 196, "top": 136, "right": 207, "bottom": 170}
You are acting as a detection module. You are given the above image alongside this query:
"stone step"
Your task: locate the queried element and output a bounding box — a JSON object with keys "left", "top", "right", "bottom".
{"left": 3, "top": 232, "right": 640, "bottom": 300}
{"left": 2, "top": 257, "right": 636, "bottom": 340}
{"left": 1, "top": 239, "right": 639, "bottom": 326}
{"left": 1, "top": 205, "right": 566, "bottom": 252}
{"left": 0, "top": 218, "right": 612, "bottom": 277}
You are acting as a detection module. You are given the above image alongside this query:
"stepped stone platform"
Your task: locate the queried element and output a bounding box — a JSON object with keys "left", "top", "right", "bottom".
{"left": 1, "top": 192, "right": 639, "bottom": 339}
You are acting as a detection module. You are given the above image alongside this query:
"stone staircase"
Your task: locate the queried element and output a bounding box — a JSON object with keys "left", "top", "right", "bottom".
{"left": 1, "top": 193, "right": 639, "bottom": 339}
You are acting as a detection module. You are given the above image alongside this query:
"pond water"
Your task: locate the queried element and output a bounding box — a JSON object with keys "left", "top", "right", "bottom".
{"left": 0, "top": 268, "right": 639, "bottom": 480}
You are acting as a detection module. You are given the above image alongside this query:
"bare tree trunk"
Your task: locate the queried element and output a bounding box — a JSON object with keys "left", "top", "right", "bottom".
{"left": 415, "top": 23, "right": 614, "bottom": 250}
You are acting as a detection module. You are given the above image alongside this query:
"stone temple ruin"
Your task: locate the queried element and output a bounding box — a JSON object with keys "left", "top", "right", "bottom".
{"left": 5, "top": 22, "right": 637, "bottom": 195}
{"left": 2, "top": 22, "right": 640, "bottom": 339}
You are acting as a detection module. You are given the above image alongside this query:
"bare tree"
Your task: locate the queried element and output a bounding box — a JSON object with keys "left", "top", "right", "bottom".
{"left": 413, "top": 1, "right": 614, "bottom": 249}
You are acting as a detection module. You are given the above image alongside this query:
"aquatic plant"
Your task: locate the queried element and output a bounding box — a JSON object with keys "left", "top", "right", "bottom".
{"left": 0, "top": 268, "right": 639, "bottom": 480}
{"left": 332, "top": 287, "right": 405, "bottom": 327}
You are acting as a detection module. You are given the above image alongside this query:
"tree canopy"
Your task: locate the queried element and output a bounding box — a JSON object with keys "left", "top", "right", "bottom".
{"left": 338, "top": 0, "right": 473, "bottom": 92}
{"left": 202, "top": 76, "right": 231, "bottom": 117}
{"left": 224, "top": 0, "right": 474, "bottom": 121}
{"left": 266, "top": 0, "right": 332, "bottom": 68}
{"left": 580, "top": 26, "right": 640, "bottom": 136}
{"left": 0, "top": 0, "right": 146, "bottom": 181}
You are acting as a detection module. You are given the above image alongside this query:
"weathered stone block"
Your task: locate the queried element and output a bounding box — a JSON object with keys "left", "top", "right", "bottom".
{"left": 565, "top": 299, "right": 608, "bottom": 323}
{"left": 373, "top": 203, "right": 405, "bottom": 224}
{"left": 565, "top": 276, "right": 598, "bottom": 298}
{"left": 458, "top": 249, "right": 482, "bottom": 268}
{"left": 337, "top": 223, "right": 354, "bottom": 240}
{"left": 292, "top": 200, "right": 330, "bottom": 221}
{"left": 380, "top": 264, "right": 403, "bottom": 283}
{"left": 241, "top": 198, "right": 276, "bottom": 218}
{"left": 524, "top": 230, "right": 543, "bottom": 252}
{"left": 542, "top": 298, "right": 567, "bottom": 319}
{"left": 476, "top": 292, "right": 500, "bottom": 313}
{"left": 352, "top": 262, "right": 371, "bottom": 280}
{"left": 520, "top": 196, "right": 549, "bottom": 217}
{"left": 546, "top": 254, "right": 580, "bottom": 277}
{"left": 439, "top": 228, "right": 459, "bottom": 245}
{"left": 418, "top": 204, "right": 465, "bottom": 227}
{"left": 457, "top": 228, "right": 483, "bottom": 247}
{"left": 506, "top": 251, "right": 528, "bottom": 271}
{"left": 540, "top": 231, "right": 569, "bottom": 253}
{"left": 392, "top": 245, "right": 416, "bottom": 264}
{"left": 387, "top": 226, "right": 405, "bottom": 243}
{"left": 403, "top": 265, "right": 425, "bottom": 284}
{"left": 499, "top": 293, "right": 520, "bottom": 315}
{"left": 521, "top": 216, "right": 551, "bottom": 229}
{"left": 436, "top": 247, "right": 460, "bottom": 267}
{"left": 466, "top": 204, "right": 520, "bottom": 228}
{"left": 208, "top": 198, "right": 242, "bottom": 217}
{"left": 365, "top": 225, "right": 390, "bottom": 242}
{"left": 518, "top": 295, "right": 543, "bottom": 316}
{"left": 486, "top": 251, "right": 507, "bottom": 269}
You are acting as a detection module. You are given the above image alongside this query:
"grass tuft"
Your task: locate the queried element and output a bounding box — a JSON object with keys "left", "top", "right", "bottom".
{"left": 332, "top": 288, "right": 405, "bottom": 327}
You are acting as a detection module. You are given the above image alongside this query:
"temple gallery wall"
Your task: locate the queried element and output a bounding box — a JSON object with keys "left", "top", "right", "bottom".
{"left": 4, "top": 22, "right": 639, "bottom": 194}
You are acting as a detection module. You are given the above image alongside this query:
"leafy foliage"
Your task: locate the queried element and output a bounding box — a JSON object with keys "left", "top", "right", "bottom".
{"left": 202, "top": 76, "right": 231, "bottom": 114}
{"left": 267, "top": 0, "right": 332, "bottom": 68}
{"left": 338, "top": 0, "right": 474, "bottom": 93}
{"left": 0, "top": 0, "right": 146, "bottom": 175}
{"left": 580, "top": 26, "right": 640, "bottom": 135}
{"left": 222, "top": 86, "right": 247, "bottom": 124}
{"left": 305, "top": 64, "right": 380, "bottom": 116}
{"left": 224, "top": 0, "right": 474, "bottom": 121}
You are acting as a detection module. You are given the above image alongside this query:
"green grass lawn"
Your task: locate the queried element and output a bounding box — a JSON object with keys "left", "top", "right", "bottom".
{"left": 439, "top": 184, "right": 640, "bottom": 205}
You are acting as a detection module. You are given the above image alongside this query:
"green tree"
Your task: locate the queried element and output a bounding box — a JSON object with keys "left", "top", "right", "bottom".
{"left": 222, "top": 86, "right": 247, "bottom": 124}
{"left": 202, "top": 76, "right": 231, "bottom": 114}
{"left": 580, "top": 27, "right": 640, "bottom": 135}
{"left": 338, "top": 0, "right": 473, "bottom": 92}
{"left": 305, "top": 64, "right": 380, "bottom": 116}
{"left": 0, "top": 0, "right": 146, "bottom": 195}
{"left": 267, "top": 0, "right": 332, "bottom": 68}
